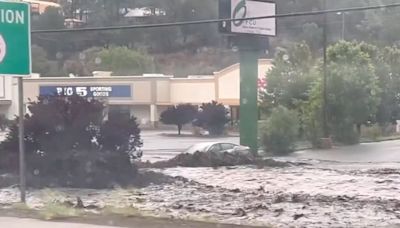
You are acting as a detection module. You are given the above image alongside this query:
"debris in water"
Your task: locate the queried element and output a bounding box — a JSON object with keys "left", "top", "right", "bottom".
{"left": 233, "top": 208, "right": 247, "bottom": 217}
{"left": 294, "top": 213, "right": 305, "bottom": 220}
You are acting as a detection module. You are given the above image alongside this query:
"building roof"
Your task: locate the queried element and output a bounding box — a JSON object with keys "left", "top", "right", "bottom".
{"left": 27, "top": 59, "right": 273, "bottom": 81}
{"left": 20, "top": 0, "right": 60, "bottom": 7}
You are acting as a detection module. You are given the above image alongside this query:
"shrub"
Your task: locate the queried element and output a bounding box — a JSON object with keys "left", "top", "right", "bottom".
{"left": 160, "top": 104, "right": 198, "bottom": 135}
{"left": 261, "top": 106, "right": 299, "bottom": 155}
{"left": 98, "top": 116, "right": 143, "bottom": 159}
{"left": 40, "top": 202, "right": 82, "bottom": 220}
{"left": 193, "top": 101, "right": 230, "bottom": 136}
{"left": 0, "top": 95, "right": 142, "bottom": 188}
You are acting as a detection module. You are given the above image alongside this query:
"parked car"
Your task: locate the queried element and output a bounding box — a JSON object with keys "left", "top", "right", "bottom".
{"left": 184, "top": 142, "right": 250, "bottom": 155}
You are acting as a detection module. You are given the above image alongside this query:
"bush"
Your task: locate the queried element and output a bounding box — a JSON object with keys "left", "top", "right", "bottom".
{"left": 0, "top": 95, "right": 142, "bottom": 188}
{"left": 98, "top": 116, "right": 143, "bottom": 159}
{"left": 261, "top": 106, "right": 299, "bottom": 155}
{"left": 193, "top": 101, "right": 230, "bottom": 136}
{"left": 160, "top": 104, "right": 198, "bottom": 135}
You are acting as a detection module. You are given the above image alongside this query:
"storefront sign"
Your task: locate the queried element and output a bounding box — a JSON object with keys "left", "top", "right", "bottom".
{"left": 39, "top": 85, "right": 132, "bottom": 98}
{"left": 219, "top": 0, "right": 276, "bottom": 36}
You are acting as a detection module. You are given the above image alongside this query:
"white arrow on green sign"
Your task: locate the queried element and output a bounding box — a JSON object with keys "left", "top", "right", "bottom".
{"left": 0, "top": 1, "right": 31, "bottom": 76}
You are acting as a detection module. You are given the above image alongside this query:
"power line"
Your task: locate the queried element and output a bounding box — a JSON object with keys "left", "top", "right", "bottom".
{"left": 32, "top": 3, "right": 400, "bottom": 34}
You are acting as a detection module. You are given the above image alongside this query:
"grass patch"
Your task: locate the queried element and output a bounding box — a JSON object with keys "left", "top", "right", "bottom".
{"left": 11, "top": 202, "right": 31, "bottom": 211}
{"left": 361, "top": 134, "right": 400, "bottom": 143}
{"left": 40, "top": 189, "right": 67, "bottom": 201}
{"left": 39, "top": 202, "right": 82, "bottom": 220}
{"left": 102, "top": 205, "right": 142, "bottom": 217}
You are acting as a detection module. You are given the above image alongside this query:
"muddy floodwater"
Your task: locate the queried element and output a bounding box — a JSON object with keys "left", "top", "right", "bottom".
{"left": 1, "top": 158, "right": 400, "bottom": 227}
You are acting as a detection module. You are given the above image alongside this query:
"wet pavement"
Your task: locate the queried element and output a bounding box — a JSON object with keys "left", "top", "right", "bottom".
{"left": 291, "top": 140, "right": 400, "bottom": 163}
{"left": 141, "top": 131, "right": 239, "bottom": 162}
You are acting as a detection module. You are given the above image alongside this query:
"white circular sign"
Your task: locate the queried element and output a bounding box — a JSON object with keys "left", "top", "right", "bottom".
{"left": 0, "top": 35, "right": 6, "bottom": 63}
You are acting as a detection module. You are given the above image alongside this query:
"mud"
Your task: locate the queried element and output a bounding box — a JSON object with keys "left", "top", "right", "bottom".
{"left": 1, "top": 160, "right": 400, "bottom": 227}
{"left": 137, "top": 151, "right": 306, "bottom": 169}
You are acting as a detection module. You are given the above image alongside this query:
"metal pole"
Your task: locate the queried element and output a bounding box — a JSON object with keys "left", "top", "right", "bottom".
{"left": 341, "top": 13, "right": 345, "bottom": 40}
{"left": 322, "top": 0, "right": 329, "bottom": 138}
{"left": 18, "top": 77, "right": 26, "bottom": 203}
{"left": 239, "top": 43, "right": 259, "bottom": 154}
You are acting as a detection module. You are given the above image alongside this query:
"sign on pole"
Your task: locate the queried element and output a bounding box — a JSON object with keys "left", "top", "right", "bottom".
{"left": 0, "top": 1, "right": 31, "bottom": 76}
{"left": 219, "top": 0, "right": 276, "bottom": 36}
{"left": 219, "top": 0, "right": 275, "bottom": 153}
{"left": 0, "top": 1, "right": 31, "bottom": 203}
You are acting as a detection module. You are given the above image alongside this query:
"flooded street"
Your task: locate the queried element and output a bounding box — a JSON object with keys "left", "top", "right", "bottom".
{"left": 155, "top": 160, "right": 400, "bottom": 227}
{"left": 1, "top": 140, "right": 400, "bottom": 227}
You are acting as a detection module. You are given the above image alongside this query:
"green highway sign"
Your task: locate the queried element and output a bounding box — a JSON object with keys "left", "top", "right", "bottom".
{"left": 0, "top": 1, "right": 31, "bottom": 76}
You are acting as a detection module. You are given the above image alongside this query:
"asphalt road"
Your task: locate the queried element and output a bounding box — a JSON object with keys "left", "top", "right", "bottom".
{"left": 140, "top": 131, "right": 400, "bottom": 163}
{"left": 292, "top": 139, "right": 400, "bottom": 163}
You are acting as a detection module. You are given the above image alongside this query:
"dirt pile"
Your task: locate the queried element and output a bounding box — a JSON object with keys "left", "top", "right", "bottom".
{"left": 137, "top": 151, "right": 306, "bottom": 169}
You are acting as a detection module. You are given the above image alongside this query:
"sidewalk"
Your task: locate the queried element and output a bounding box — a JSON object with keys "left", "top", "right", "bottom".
{"left": 0, "top": 217, "right": 115, "bottom": 228}
{"left": 0, "top": 216, "right": 257, "bottom": 228}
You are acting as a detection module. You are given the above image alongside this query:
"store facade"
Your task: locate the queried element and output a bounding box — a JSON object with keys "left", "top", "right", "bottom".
{"left": 20, "top": 59, "right": 273, "bottom": 127}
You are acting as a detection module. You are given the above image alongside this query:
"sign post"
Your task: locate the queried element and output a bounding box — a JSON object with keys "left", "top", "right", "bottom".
{"left": 0, "top": 1, "right": 31, "bottom": 203}
{"left": 18, "top": 77, "right": 26, "bottom": 202}
{"left": 239, "top": 41, "right": 259, "bottom": 152}
{"left": 219, "top": 0, "right": 276, "bottom": 154}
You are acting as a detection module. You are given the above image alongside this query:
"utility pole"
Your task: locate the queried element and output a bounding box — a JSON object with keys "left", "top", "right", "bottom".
{"left": 322, "top": 0, "right": 329, "bottom": 138}
{"left": 341, "top": 12, "right": 345, "bottom": 40}
{"left": 337, "top": 12, "right": 345, "bottom": 40}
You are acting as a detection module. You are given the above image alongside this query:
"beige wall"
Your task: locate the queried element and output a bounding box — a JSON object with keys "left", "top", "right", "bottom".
{"left": 218, "top": 68, "right": 240, "bottom": 101}
{"left": 0, "top": 77, "right": 19, "bottom": 119}
{"left": 216, "top": 59, "right": 273, "bottom": 105}
{"left": 156, "top": 81, "right": 171, "bottom": 104}
{"left": 170, "top": 80, "right": 215, "bottom": 104}
{"left": 23, "top": 60, "right": 273, "bottom": 108}
{"left": 132, "top": 81, "right": 152, "bottom": 104}
{"left": 17, "top": 59, "right": 274, "bottom": 125}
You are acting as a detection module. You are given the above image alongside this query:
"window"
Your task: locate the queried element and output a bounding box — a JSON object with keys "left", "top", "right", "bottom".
{"left": 221, "top": 143, "right": 236, "bottom": 151}
{"left": 208, "top": 144, "right": 222, "bottom": 153}
{"left": 108, "top": 106, "right": 131, "bottom": 121}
